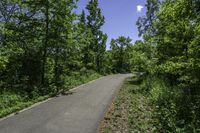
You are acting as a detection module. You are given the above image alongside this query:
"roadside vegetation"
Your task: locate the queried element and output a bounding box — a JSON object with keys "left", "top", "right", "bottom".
{"left": 1, "top": 0, "right": 200, "bottom": 132}
{"left": 0, "top": 0, "right": 145, "bottom": 118}
{"left": 0, "top": 0, "right": 133, "bottom": 118}
{"left": 0, "top": 72, "right": 101, "bottom": 118}
{"left": 100, "top": 74, "right": 156, "bottom": 133}
{"left": 135, "top": 0, "right": 200, "bottom": 131}
{"left": 101, "top": 0, "right": 200, "bottom": 132}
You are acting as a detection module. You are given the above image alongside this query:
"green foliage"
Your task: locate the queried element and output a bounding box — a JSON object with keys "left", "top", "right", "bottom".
{"left": 100, "top": 76, "right": 156, "bottom": 133}
{"left": 86, "top": 0, "right": 107, "bottom": 72}
{"left": 141, "top": 76, "right": 200, "bottom": 132}
{"left": 134, "top": 0, "right": 200, "bottom": 131}
{"left": 0, "top": 0, "right": 107, "bottom": 117}
{"left": 0, "top": 71, "right": 101, "bottom": 118}
{"left": 136, "top": 0, "right": 160, "bottom": 37}
{"left": 0, "top": 48, "right": 8, "bottom": 70}
{"left": 110, "top": 36, "right": 132, "bottom": 73}
{"left": 0, "top": 0, "right": 199, "bottom": 131}
{"left": 0, "top": 92, "right": 26, "bottom": 110}
{"left": 129, "top": 40, "right": 154, "bottom": 72}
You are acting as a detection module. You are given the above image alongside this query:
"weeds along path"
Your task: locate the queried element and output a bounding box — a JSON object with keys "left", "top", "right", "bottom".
{"left": 99, "top": 76, "right": 156, "bottom": 133}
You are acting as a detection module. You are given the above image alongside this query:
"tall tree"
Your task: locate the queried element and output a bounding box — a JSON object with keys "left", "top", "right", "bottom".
{"left": 49, "top": 0, "right": 77, "bottom": 87}
{"left": 86, "top": 0, "right": 107, "bottom": 72}
{"left": 77, "top": 10, "right": 95, "bottom": 70}
{"left": 136, "top": 0, "right": 160, "bottom": 38}
{"left": 110, "top": 36, "right": 132, "bottom": 73}
{"left": 0, "top": 0, "right": 17, "bottom": 45}
{"left": 136, "top": 0, "right": 200, "bottom": 130}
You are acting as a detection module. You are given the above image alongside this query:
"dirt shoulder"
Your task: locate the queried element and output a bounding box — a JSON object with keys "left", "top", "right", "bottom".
{"left": 99, "top": 76, "right": 156, "bottom": 133}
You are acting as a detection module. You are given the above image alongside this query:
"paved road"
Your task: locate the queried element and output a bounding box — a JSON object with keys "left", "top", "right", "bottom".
{"left": 0, "top": 74, "right": 132, "bottom": 133}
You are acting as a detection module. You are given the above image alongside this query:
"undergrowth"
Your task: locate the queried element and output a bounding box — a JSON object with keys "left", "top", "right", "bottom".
{"left": 100, "top": 74, "right": 156, "bottom": 133}
{"left": 0, "top": 71, "right": 101, "bottom": 118}
{"left": 100, "top": 73, "right": 200, "bottom": 133}
{"left": 141, "top": 75, "right": 200, "bottom": 132}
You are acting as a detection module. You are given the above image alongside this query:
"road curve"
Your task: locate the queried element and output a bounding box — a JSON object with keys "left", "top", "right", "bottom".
{"left": 0, "top": 74, "right": 132, "bottom": 133}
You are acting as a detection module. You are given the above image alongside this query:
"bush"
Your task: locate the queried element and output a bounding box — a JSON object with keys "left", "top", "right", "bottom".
{"left": 141, "top": 75, "right": 200, "bottom": 132}
{"left": 0, "top": 71, "right": 101, "bottom": 118}
{"left": 0, "top": 92, "right": 25, "bottom": 110}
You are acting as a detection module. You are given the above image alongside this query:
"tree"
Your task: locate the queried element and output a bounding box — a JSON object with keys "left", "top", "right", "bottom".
{"left": 110, "top": 36, "right": 132, "bottom": 73}
{"left": 136, "top": 0, "right": 160, "bottom": 38}
{"left": 136, "top": 0, "right": 200, "bottom": 130}
{"left": 0, "top": 0, "right": 79, "bottom": 94}
{"left": 129, "top": 40, "right": 152, "bottom": 72}
{"left": 86, "top": 0, "right": 107, "bottom": 72}
{"left": 77, "top": 10, "right": 95, "bottom": 70}
{"left": 1, "top": 0, "right": 44, "bottom": 92}
{"left": 49, "top": 0, "right": 77, "bottom": 88}
{"left": 0, "top": 0, "right": 18, "bottom": 45}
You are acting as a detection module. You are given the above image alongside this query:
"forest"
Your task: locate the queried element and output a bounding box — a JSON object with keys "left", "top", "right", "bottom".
{"left": 0, "top": 0, "right": 134, "bottom": 118}
{"left": 0, "top": 0, "right": 200, "bottom": 132}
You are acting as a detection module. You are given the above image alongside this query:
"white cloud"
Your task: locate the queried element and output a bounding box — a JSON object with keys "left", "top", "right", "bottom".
{"left": 137, "top": 5, "right": 144, "bottom": 13}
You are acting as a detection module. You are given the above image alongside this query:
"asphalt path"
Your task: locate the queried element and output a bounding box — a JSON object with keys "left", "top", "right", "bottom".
{"left": 0, "top": 74, "right": 132, "bottom": 133}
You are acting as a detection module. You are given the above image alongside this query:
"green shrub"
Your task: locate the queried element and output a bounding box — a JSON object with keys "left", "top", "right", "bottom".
{"left": 0, "top": 71, "right": 101, "bottom": 118}
{"left": 141, "top": 75, "right": 200, "bottom": 132}
{"left": 0, "top": 92, "right": 25, "bottom": 110}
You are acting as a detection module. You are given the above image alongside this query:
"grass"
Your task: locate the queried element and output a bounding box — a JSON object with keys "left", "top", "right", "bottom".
{"left": 100, "top": 74, "right": 200, "bottom": 133}
{"left": 0, "top": 72, "right": 101, "bottom": 118}
{"left": 99, "top": 74, "right": 157, "bottom": 133}
{"left": 142, "top": 76, "right": 200, "bottom": 132}
{"left": 0, "top": 95, "right": 49, "bottom": 118}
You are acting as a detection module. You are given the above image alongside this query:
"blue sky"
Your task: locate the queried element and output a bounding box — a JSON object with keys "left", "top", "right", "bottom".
{"left": 76, "top": 0, "right": 147, "bottom": 49}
